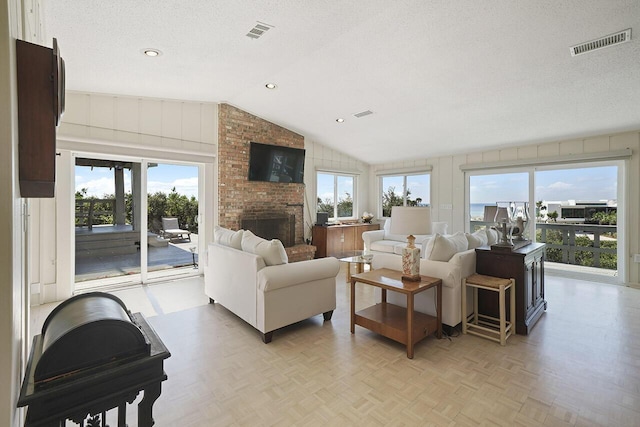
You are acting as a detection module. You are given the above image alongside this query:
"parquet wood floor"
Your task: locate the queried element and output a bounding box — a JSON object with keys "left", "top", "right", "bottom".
{"left": 32, "top": 267, "right": 640, "bottom": 426}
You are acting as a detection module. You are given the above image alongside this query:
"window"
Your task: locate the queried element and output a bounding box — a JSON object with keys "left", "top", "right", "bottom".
{"left": 316, "top": 172, "right": 356, "bottom": 219}
{"left": 380, "top": 173, "right": 430, "bottom": 217}
{"left": 468, "top": 172, "right": 529, "bottom": 231}
{"left": 466, "top": 163, "right": 622, "bottom": 279}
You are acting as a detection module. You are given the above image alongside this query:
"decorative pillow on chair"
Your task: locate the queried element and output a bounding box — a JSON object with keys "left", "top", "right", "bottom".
{"left": 423, "top": 232, "right": 469, "bottom": 262}
{"left": 214, "top": 226, "right": 243, "bottom": 250}
{"left": 241, "top": 230, "right": 288, "bottom": 266}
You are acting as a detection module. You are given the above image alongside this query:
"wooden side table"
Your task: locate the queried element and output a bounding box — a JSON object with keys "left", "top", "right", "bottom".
{"left": 350, "top": 268, "right": 442, "bottom": 359}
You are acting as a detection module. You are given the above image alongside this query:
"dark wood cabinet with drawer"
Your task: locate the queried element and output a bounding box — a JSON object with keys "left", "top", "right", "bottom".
{"left": 475, "top": 242, "right": 546, "bottom": 335}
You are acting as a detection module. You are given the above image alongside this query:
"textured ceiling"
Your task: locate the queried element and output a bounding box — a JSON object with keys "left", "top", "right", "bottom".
{"left": 43, "top": 1, "right": 640, "bottom": 164}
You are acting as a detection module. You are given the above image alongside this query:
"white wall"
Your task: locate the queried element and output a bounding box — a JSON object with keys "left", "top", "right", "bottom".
{"left": 1, "top": 0, "right": 44, "bottom": 424}
{"left": 370, "top": 131, "right": 640, "bottom": 286}
{"left": 303, "top": 138, "right": 372, "bottom": 241}
{"left": 30, "top": 91, "right": 218, "bottom": 303}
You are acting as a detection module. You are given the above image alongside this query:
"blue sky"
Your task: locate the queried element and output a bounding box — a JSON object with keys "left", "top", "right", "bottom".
{"left": 75, "top": 163, "right": 199, "bottom": 198}
{"left": 317, "top": 173, "right": 430, "bottom": 207}
{"left": 470, "top": 166, "right": 618, "bottom": 203}
{"left": 76, "top": 162, "right": 616, "bottom": 207}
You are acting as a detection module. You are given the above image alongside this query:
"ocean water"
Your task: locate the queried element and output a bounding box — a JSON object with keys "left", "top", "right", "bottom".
{"left": 470, "top": 203, "right": 490, "bottom": 219}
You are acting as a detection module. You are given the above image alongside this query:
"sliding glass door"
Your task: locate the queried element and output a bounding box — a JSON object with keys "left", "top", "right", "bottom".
{"left": 73, "top": 154, "right": 201, "bottom": 289}
{"left": 146, "top": 162, "right": 200, "bottom": 281}
{"left": 74, "top": 157, "right": 142, "bottom": 285}
{"left": 467, "top": 161, "right": 623, "bottom": 283}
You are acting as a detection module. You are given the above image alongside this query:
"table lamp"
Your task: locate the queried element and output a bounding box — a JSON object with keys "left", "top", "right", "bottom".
{"left": 389, "top": 206, "right": 431, "bottom": 281}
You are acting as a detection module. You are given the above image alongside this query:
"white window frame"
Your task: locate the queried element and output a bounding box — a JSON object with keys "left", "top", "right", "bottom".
{"left": 377, "top": 170, "right": 431, "bottom": 218}
{"left": 316, "top": 170, "right": 358, "bottom": 220}
{"left": 463, "top": 160, "right": 626, "bottom": 285}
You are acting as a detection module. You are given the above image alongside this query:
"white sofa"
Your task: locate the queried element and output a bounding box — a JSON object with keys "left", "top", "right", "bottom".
{"left": 205, "top": 227, "right": 340, "bottom": 343}
{"left": 366, "top": 228, "right": 501, "bottom": 329}
{"left": 371, "top": 247, "right": 476, "bottom": 329}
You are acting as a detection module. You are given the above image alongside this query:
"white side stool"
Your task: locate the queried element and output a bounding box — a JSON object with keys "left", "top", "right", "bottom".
{"left": 462, "top": 274, "right": 516, "bottom": 345}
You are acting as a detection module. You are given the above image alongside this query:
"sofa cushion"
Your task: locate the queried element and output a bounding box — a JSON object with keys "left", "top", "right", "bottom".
{"left": 465, "top": 230, "right": 486, "bottom": 249}
{"left": 214, "top": 226, "right": 243, "bottom": 249}
{"left": 423, "top": 232, "right": 469, "bottom": 262}
{"left": 370, "top": 239, "right": 400, "bottom": 254}
{"left": 485, "top": 227, "right": 502, "bottom": 245}
{"left": 241, "top": 230, "right": 288, "bottom": 266}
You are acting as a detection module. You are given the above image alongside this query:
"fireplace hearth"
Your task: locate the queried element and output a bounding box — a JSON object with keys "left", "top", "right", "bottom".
{"left": 242, "top": 215, "right": 295, "bottom": 248}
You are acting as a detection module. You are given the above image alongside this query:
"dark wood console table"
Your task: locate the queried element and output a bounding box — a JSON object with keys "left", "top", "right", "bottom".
{"left": 475, "top": 243, "right": 546, "bottom": 335}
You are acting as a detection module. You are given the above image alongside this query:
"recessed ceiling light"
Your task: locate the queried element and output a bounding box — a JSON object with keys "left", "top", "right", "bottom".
{"left": 336, "top": 118, "right": 345, "bottom": 123}
{"left": 265, "top": 83, "right": 277, "bottom": 89}
{"left": 143, "top": 49, "right": 161, "bottom": 57}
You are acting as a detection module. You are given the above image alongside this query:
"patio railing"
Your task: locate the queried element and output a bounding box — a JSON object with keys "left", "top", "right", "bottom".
{"left": 470, "top": 221, "right": 617, "bottom": 269}
{"left": 75, "top": 198, "right": 116, "bottom": 230}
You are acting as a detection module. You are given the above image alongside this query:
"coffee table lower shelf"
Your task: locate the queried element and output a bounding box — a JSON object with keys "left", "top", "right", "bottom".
{"left": 355, "top": 302, "right": 439, "bottom": 348}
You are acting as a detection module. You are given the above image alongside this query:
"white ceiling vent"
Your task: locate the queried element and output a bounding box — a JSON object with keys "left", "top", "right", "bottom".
{"left": 353, "top": 110, "right": 374, "bottom": 118}
{"left": 570, "top": 28, "right": 631, "bottom": 56}
{"left": 246, "top": 22, "right": 274, "bottom": 39}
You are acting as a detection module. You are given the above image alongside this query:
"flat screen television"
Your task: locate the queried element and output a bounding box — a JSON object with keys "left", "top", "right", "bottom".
{"left": 248, "top": 142, "right": 305, "bottom": 183}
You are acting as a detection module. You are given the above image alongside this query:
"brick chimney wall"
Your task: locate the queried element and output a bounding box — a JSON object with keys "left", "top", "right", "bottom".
{"left": 218, "top": 104, "right": 306, "bottom": 247}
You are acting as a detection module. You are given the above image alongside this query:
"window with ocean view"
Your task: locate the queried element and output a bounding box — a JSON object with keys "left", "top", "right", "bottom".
{"left": 467, "top": 164, "right": 620, "bottom": 277}
{"left": 468, "top": 172, "right": 528, "bottom": 229}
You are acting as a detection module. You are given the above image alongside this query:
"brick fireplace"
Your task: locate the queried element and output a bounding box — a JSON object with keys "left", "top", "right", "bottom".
{"left": 218, "top": 104, "right": 315, "bottom": 262}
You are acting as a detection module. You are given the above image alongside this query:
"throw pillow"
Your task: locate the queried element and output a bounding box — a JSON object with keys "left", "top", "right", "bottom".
{"left": 214, "top": 226, "right": 243, "bottom": 249}
{"left": 485, "top": 227, "right": 500, "bottom": 245}
{"left": 241, "top": 230, "right": 288, "bottom": 266}
{"left": 465, "top": 232, "right": 484, "bottom": 249}
{"left": 423, "top": 232, "right": 469, "bottom": 262}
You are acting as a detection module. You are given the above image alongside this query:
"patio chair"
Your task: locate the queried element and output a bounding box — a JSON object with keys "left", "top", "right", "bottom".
{"left": 161, "top": 217, "right": 191, "bottom": 241}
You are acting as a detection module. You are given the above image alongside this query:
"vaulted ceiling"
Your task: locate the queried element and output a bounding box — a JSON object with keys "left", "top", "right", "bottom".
{"left": 43, "top": 1, "right": 640, "bottom": 164}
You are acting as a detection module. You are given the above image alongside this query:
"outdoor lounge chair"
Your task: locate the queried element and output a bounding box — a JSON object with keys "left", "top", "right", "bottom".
{"left": 161, "top": 217, "right": 191, "bottom": 241}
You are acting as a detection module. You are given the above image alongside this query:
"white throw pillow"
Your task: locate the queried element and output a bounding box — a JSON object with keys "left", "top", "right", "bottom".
{"left": 465, "top": 232, "right": 484, "bottom": 249}
{"left": 469, "top": 229, "right": 488, "bottom": 247}
{"left": 241, "top": 230, "right": 288, "bottom": 266}
{"left": 485, "top": 227, "right": 500, "bottom": 245}
{"left": 423, "top": 232, "right": 469, "bottom": 262}
{"left": 214, "top": 226, "right": 243, "bottom": 249}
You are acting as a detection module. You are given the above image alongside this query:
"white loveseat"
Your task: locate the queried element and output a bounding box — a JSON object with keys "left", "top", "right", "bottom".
{"left": 362, "top": 217, "right": 448, "bottom": 256}
{"left": 205, "top": 227, "right": 340, "bottom": 343}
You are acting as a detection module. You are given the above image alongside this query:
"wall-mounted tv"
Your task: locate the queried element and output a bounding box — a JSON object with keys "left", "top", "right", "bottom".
{"left": 248, "top": 142, "right": 305, "bottom": 183}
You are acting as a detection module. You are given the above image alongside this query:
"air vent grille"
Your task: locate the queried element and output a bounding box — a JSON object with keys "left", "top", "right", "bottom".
{"left": 353, "top": 110, "right": 374, "bottom": 118}
{"left": 246, "top": 22, "right": 274, "bottom": 39}
{"left": 570, "top": 28, "right": 631, "bottom": 56}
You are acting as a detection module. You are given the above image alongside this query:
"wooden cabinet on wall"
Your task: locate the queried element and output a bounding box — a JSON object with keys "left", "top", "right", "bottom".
{"left": 16, "top": 39, "right": 65, "bottom": 198}
{"left": 475, "top": 242, "right": 546, "bottom": 335}
{"left": 312, "top": 223, "right": 380, "bottom": 258}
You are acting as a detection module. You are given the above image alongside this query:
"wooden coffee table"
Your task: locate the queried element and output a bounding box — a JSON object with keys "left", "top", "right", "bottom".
{"left": 350, "top": 268, "right": 442, "bottom": 359}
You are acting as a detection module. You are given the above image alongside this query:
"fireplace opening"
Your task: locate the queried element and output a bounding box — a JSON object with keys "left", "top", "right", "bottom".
{"left": 241, "top": 215, "right": 295, "bottom": 247}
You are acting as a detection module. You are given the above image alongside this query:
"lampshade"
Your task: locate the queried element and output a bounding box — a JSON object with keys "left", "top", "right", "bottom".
{"left": 389, "top": 207, "right": 431, "bottom": 281}
{"left": 494, "top": 207, "right": 510, "bottom": 223}
{"left": 388, "top": 207, "right": 431, "bottom": 236}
